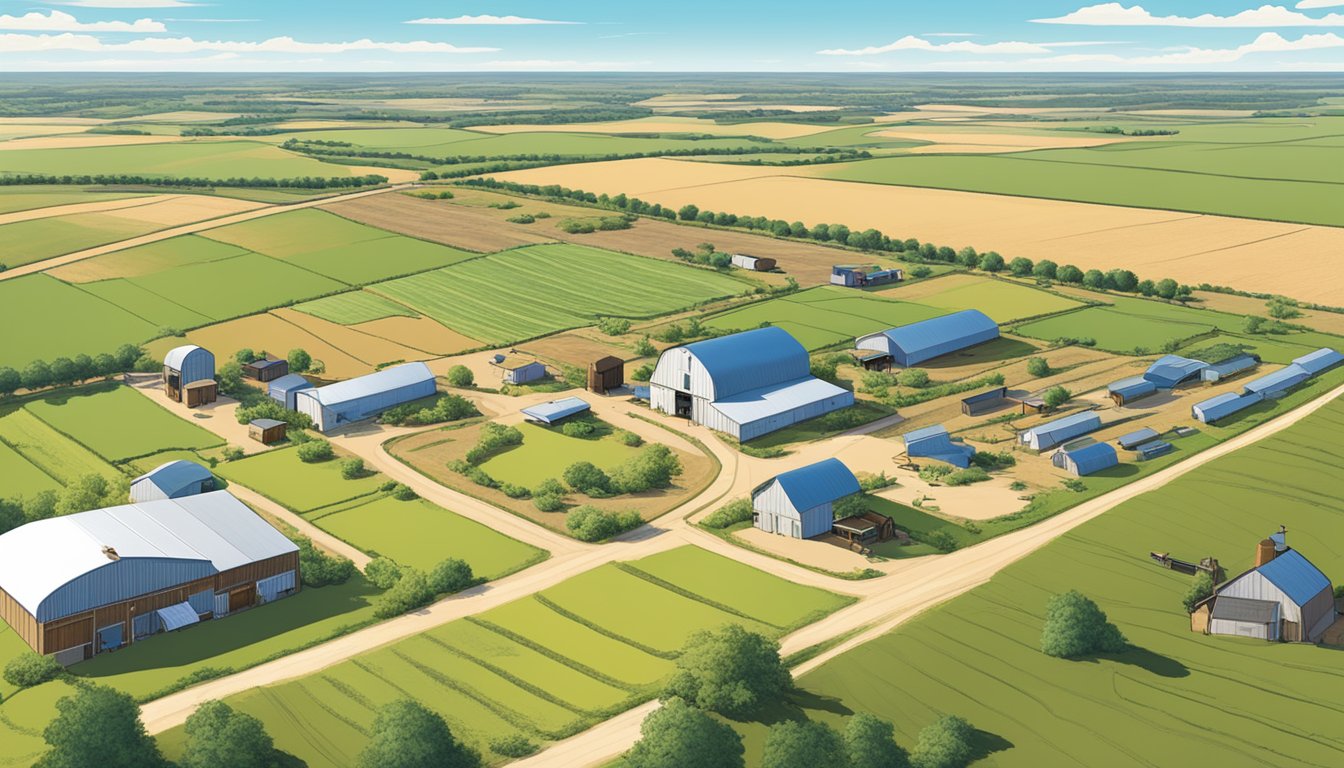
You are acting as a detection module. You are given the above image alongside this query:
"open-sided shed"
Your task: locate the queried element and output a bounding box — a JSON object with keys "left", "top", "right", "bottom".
{"left": 961, "top": 386, "right": 1008, "bottom": 416}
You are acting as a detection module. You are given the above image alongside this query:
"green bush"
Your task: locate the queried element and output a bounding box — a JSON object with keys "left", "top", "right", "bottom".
{"left": 373, "top": 568, "right": 434, "bottom": 619}
{"left": 3, "top": 651, "right": 62, "bottom": 689}
{"left": 608, "top": 444, "right": 682, "bottom": 494}
{"left": 339, "top": 458, "right": 365, "bottom": 480}
{"left": 632, "top": 363, "right": 654, "bottom": 382}
{"left": 703, "top": 498, "right": 753, "bottom": 529}
{"left": 365, "top": 557, "right": 403, "bottom": 590}
{"left": 445, "top": 365, "right": 474, "bottom": 387}
{"left": 970, "top": 451, "right": 1016, "bottom": 470}
{"left": 221, "top": 446, "right": 245, "bottom": 462}
{"left": 944, "top": 467, "right": 990, "bottom": 486}
{"left": 1042, "top": 386, "right": 1071, "bottom": 409}
{"left": 534, "top": 478, "right": 566, "bottom": 496}
{"left": 465, "top": 423, "right": 523, "bottom": 464}
{"left": 500, "top": 482, "right": 531, "bottom": 499}
{"left": 490, "top": 734, "right": 538, "bottom": 758}
{"left": 925, "top": 530, "right": 958, "bottom": 552}
{"left": 391, "top": 483, "right": 418, "bottom": 501}
{"left": 597, "top": 317, "right": 632, "bottom": 336}
{"left": 296, "top": 440, "right": 333, "bottom": 463}
{"left": 1040, "top": 590, "right": 1127, "bottom": 658}
{"left": 506, "top": 214, "right": 535, "bottom": 224}
{"left": 617, "top": 430, "right": 644, "bottom": 447}
{"left": 566, "top": 505, "right": 643, "bottom": 542}
{"left": 533, "top": 492, "right": 565, "bottom": 512}
{"left": 1183, "top": 572, "right": 1215, "bottom": 613}
{"left": 897, "top": 368, "right": 930, "bottom": 388}
{"left": 911, "top": 715, "right": 975, "bottom": 768}
{"left": 564, "top": 461, "right": 611, "bottom": 495}
{"left": 561, "top": 420, "right": 596, "bottom": 438}
{"left": 1025, "top": 357, "right": 1051, "bottom": 377}
{"left": 428, "top": 558, "right": 475, "bottom": 595}
{"left": 297, "top": 537, "right": 355, "bottom": 587}
{"left": 633, "top": 336, "right": 657, "bottom": 357}
{"left": 381, "top": 394, "right": 476, "bottom": 426}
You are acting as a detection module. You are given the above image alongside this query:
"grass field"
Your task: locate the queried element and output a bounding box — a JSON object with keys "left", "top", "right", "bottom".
{"left": 23, "top": 384, "right": 222, "bottom": 462}
{"left": 123, "top": 251, "right": 347, "bottom": 322}
{"left": 885, "top": 274, "right": 1084, "bottom": 323}
{"left": 477, "top": 421, "right": 642, "bottom": 488}
{"left": 0, "top": 140, "right": 356, "bottom": 179}
{"left": 761, "top": 395, "right": 1344, "bottom": 767}
{"left": 0, "top": 405, "right": 121, "bottom": 485}
{"left": 0, "top": 274, "right": 157, "bottom": 369}
{"left": 373, "top": 243, "right": 747, "bottom": 345}
{"left": 51, "top": 235, "right": 249, "bottom": 282}
{"left": 312, "top": 495, "right": 546, "bottom": 576}
{"left": 280, "top": 127, "right": 766, "bottom": 160}
{"left": 0, "top": 187, "right": 146, "bottom": 215}
{"left": 0, "top": 212, "right": 154, "bottom": 268}
{"left": 1014, "top": 296, "right": 1246, "bottom": 353}
{"left": 702, "top": 286, "right": 947, "bottom": 350}
{"left": 154, "top": 545, "right": 846, "bottom": 767}
{"left": 291, "top": 290, "right": 419, "bottom": 325}
{"left": 214, "top": 445, "right": 386, "bottom": 512}
{"left": 0, "top": 439, "right": 60, "bottom": 498}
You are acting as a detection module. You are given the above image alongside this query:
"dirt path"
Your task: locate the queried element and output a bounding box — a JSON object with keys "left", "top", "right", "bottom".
{"left": 0, "top": 184, "right": 413, "bottom": 282}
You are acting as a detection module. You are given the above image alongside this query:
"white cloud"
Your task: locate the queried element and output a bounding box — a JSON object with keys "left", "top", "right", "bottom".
{"left": 818, "top": 36, "right": 1053, "bottom": 55}
{"left": 0, "top": 33, "right": 500, "bottom": 54}
{"left": 47, "top": 0, "right": 197, "bottom": 6}
{"left": 405, "top": 15, "right": 580, "bottom": 25}
{"left": 0, "top": 10, "right": 164, "bottom": 31}
{"left": 1033, "top": 31, "right": 1344, "bottom": 64}
{"left": 1296, "top": 0, "right": 1344, "bottom": 7}
{"left": 1034, "top": 3, "right": 1344, "bottom": 27}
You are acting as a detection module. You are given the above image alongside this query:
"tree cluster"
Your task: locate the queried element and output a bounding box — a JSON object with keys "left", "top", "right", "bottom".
{"left": 0, "top": 473, "right": 130, "bottom": 536}
{"left": 0, "top": 173, "right": 387, "bottom": 190}
{"left": 380, "top": 394, "right": 477, "bottom": 427}
{"left": 0, "top": 344, "right": 142, "bottom": 397}
{"left": 1040, "top": 590, "right": 1127, "bottom": 658}
{"left": 565, "top": 505, "right": 643, "bottom": 542}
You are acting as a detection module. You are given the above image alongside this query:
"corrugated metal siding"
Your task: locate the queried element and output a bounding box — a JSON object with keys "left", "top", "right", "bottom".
{"left": 1243, "top": 364, "right": 1311, "bottom": 396}
{"left": 36, "top": 558, "right": 216, "bottom": 623}
{"left": 164, "top": 346, "right": 215, "bottom": 386}
{"left": 1293, "top": 348, "right": 1343, "bottom": 375}
{"left": 1020, "top": 412, "right": 1101, "bottom": 450}
{"left": 1219, "top": 571, "right": 1302, "bottom": 625}
{"left": 506, "top": 362, "right": 547, "bottom": 384}
{"left": 268, "top": 374, "right": 312, "bottom": 410}
{"left": 865, "top": 310, "right": 999, "bottom": 367}
{"left": 1064, "top": 443, "right": 1119, "bottom": 476}
{"left": 1209, "top": 617, "right": 1274, "bottom": 640}
{"left": 752, "top": 480, "right": 832, "bottom": 539}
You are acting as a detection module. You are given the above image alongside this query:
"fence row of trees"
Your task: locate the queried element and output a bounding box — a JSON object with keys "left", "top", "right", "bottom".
{"left": 0, "top": 173, "right": 388, "bottom": 189}
{"left": 0, "top": 344, "right": 144, "bottom": 398}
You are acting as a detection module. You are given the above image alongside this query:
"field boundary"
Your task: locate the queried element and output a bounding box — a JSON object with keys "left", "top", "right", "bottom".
{"left": 532, "top": 594, "right": 679, "bottom": 660}
{"left": 465, "top": 616, "right": 651, "bottom": 694}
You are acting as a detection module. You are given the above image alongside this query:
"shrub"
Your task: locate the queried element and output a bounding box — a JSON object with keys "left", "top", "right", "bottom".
{"left": 633, "top": 336, "right": 657, "bottom": 357}
{"left": 296, "top": 440, "right": 333, "bottom": 463}
{"left": 970, "top": 451, "right": 1016, "bottom": 470}
{"left": 221, "top": 446, "right": 245, "bottom": 462}
{"left": 565, "top": 506, "right": 642, "bottom": 542}
{"left": 925, "top": 530, "right": 959, "bottom": 552}
{"left": 617, "top": 430, "right": 644, "bottom": 447}
{"left": 897, "top": 368, "right": 930, "bottom": 388}
{"left": 3, "top": 651, "right": 62, "bottom": 688}
{"left": 910, "top": 265, "right": 933, "bottom": 278}
{"left": 534, "top": 478, "right": 566, "bottom": 496}
{"left": 561, "top": 420, "right": 596, "bottom": 438}
{"left": 392, "top": 483, "right": 418, "bottom": 501}
{"left": 287, "top": 348, "right": 312, "bottom": 374}
{"left": 1183, "top": 572, "right": 1215, "bottom": 613}
{"left": 1041, "top": 385, "right": 1071, "bottom": 409}
{"left": 446, "top": 365, "right": 474, "bottom": 387}
{"left": 365, "top": 557, "right": 403, "bottom": 590}
{"left": 911, "top": 715, "right": 975, "bottom": 768}
{"left": 500, "top": 482, "right": 531, "bottom": 499}
{"left": 703, "top": 498, "right": 753, "bottom": 529}
{"left": 297, "top": 538, "right": 355, "bottom": 587}
{"left": 918, "top": 464, "right": 953, "bottom": 483}
{"left": 339, "top": 458, "right": 366, "bottom": 480}
{"left": 465, "top": 423, "right": 523, "bottom": 464}
{"left": 597, "top": 317, "right": 632, "bottom": 336}
{"left": 1040, "top": 590, "right": 1127, "bottom": 658}
{"left": 608, "top": 444, "right": 682, "bottom": 493}
{"left": 489, "top": 734, "right": 538, "bottom": 759}
{"left": 428, "top": 558, "right": 475, "bottom": 595}
{"left": 533, "top": 493, "right": 565, "bottom": 512}
{"left": 381, "top": 394, "right": 476, "bottom": 426}
{"left": 663, "top": 625, "right": 792, "bottom": 718}
{"left": 1025, "top": 357, "right": 1051, "bottom": 377}
{"left": 631, "top": 364, "right": 654, "bottom": 382}
{"left": 563, "top": 461, "right": 611, "bottom": 495}
{"left": 1062, "top": 478, "right": 1086, "bottom": 492}
{"left": 944, "top": 467, "right": 990, "bottom": 486}
{"left": 373, "top": 568, "right": 434, "bottom": 619}
{"left": 506, "top": 214, "right": 535, "bottom": 224}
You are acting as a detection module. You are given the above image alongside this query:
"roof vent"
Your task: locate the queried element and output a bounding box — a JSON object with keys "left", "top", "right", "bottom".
{"left": 102, "top": 546, "right": 120, "bottom": 561}
{"left": 1271, "top": 525, "right": 1287, "bottom": 553}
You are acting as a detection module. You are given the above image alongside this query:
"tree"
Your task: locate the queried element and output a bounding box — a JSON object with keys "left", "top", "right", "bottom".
{"left": 217, "top": 360, "right": 243, "bottom": 394}
{"left": 428, "top": 558, "right": 474, "bottom": 594}
{"left": 357, "top": 699, "right": 480, "bottom": 768}
{"left": 1056, "top": 265, "right": 1083, "bottom": 284}
{"left": 37, "top": 685, "right": 166, "bottom": 768}
{"left": 22, "top": 359, "right": 52, "bottom": 391}
{"left": 4, "top": 651, "right": 62, "bottom": 688}
{"left": 1107, "top": 269, "right": 1139, "bottom": 293}
{"left": 1008, "top": 257, "right": 1034, "bottom": 277}
{"left": 1137, "top": 279, "right": 1157, "bottom": 296}
{"left": 978, "top": 251, "right": 1005, "bottom": 273}
{"left": 365, "top": 557, "right": 403, "bottom": 589}
{"left": 663, "top": 625, "right": 791, "bottom": 717}
{"left": 846, "top": 712, "right": 909, "bottom": 768}
{"left": 1040, "top": 590, "right": 1127, "bottom": 658}
{"left": 565, "top": 506, "right": 641, "bottom": 541}
{"left": 296, "top": 439, "right": 333, "bottom": 462}
{"left": 296, "top": 537, "right": 355, "bottom": 587}
{"left": 56, "top": 474, "right": 118, "bottom": 517}
{"left": 563, "top": 461, "right": 611, "bottom": 495}
{"left": 1025, "top": 357, "right": 1051, "bottom": 377}
{"left": 678, "top": 204, "right": 700, "bottom": 221}
{"left": 608, "top": 444, "right": 682, "bottom": 493}
{"left": 1243, "top": 315, "right": 1267, "bottom": 334}
{"left": 1183, "top": 572, "right": 1215, "bottom": 613}
{"left": 287, "top": 348, "right": 312, "bottom": 373}
{"left": 446, "top": 364, "right": 474, "bottom": 387}
{"left": 373, "top": 567, "right": 434, "bottom": 618}
{"left": 71, "top": 354, "right": 94, "bottom": 382}
{"left": 910, "top": 715, "right": 975, "bottom": 768}
{"left": 234, "top": 348, "right": 256, "bottom": 365}
{"left": 1267, "top": 298, "right": 1302, "bottom": 320}
{"left": 1082, "top": 269, "right": 1107, "bottom": 289}
{"left": 48, "top": 357, "right": 77, "bottom": 387}
{"left": 897, "top": 368, "right": 930, "bottom": 388}
{"left": 340, "top": 457, "right": 366, "bottom": 479}
{"left": 624, "top": 697, "right": 744, "bottom": 768}
{"left": 1041, "top": 385, "right": 1071, "bottom": 409}
{"left": 1155, "top": 278, "right": 1179, "bottom": 300}
{"left": 1032, "top": 259, "right": 1058, "bottom": 279}
{"left": 762, "top": 720, "right": 846, "bottom": 768}
{"left": 114, "top": 343, "right": 141, "bottom": 370}
{"left": 181, "top": 700, "right": 275, "bottom": 768}
{"left": 0, "top": 366, "right": 19, "bottom": 397}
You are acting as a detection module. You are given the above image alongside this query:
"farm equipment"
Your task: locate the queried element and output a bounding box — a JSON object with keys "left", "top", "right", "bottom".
{"left": 1150, "top": 552, "right": 1221, "bottom": 578}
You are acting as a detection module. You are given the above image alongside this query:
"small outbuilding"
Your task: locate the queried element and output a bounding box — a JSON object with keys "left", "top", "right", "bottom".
{"left": 248, "top": 418, "right": 287, "bottom": 445}
{"left": 1197, "top": 530, "right": 1335, "bottom": 643}
{"left": 1116, "top": 427, "right": 1160, "bottom": 451}
{"left": 753, "top": 458, "right": 861, "bottom": 540}
{"left": 1107, "top": 376, "right": 1158, "bottom": 407}
{"left": 163, "top": 345, "right": 215, "bottom": 405}
{"left": 496, "top": 357, "right": 548, "bottom": 385}
{"left": 294, "top": 362, "right": 437, "bottom": 433}
{"left": 268, "top": 373, "right": 313, "bottom": 410}
{"left": 901, "top": 424, "right": 975, "bottom": 468}
{"left": 730, "top": 254, "right": 776, "bottom": 271}
{"left": 588, "top": 356, "right": 624, "bottom": 394}
{"left": 243, "top": 357, "right": 289, "bottom": 383}
{"left": 1192, "top": 391, "right": 1263, "bottom": 424}
{"left": 832, "top": 512, "right": 901, "bottom": 546}
{"left": 1052, "top": 442, "right": 1118, "bottom": 476}
{"left": 130, "top": 460, "right": 215, "bottom": 503}
{"left": 521, "top": 397, "right": 591, "bottom": 425}
{"left": 1135, "top": 440, "right": 1174, "bottom": 460}
{"left": 856, "top": 310, "right": 999, "bottom": 368}
{"left": 961, "top": 386, "right": 1008, "bottom": 416}
{"left": 1018, "top": 411, "right": 1102, "bottom": 451}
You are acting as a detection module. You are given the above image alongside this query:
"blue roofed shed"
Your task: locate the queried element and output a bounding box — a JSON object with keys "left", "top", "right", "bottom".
{"left": 1107, "top": 376, "right": 1157, "bottom": 406}
{"left": 268, "top": 373, "right": 313, "bottom": 410}
{"left": 1054, "top": 442, "right": 1118, "bottom": 476}
{"left": 752, "top": 458, "right": 861, "bottom": 539}
{"left": 1292, "top": 348, "right": 1343, "bottom": 376}
{"left": 521, "top": 397, "right": 591, "bottom": 425}
{"left": 1143, "top": 355, "right": 1209, "bottom": 388}
{"left": 1117, "top": 427, "right": 1160, "bottom": 450}
{"left": 1243, "top": 364, "right": 1310, "bottom": 397}
{"left": 961, "top": 386, "right": 1007, "bottom": 416}
{"left": 1200, "top": 353, "right": 1259, "bottom": 383}
{"left": 1135, "top": 441, "right": 1174, "bottom": 460}
{"left": 855, "top": 310, "right": 999, "bottom": 368}
{"left": 1213, "top": 541, "right": 1336, "bottom": 642}
{"left": 1018, "top": 411, "right": 1102, "bottom": 451}
{"left": 1192, "top": 391, "right": 1262, "bottom": 424}
{"left": 902, "top": 424, "right": 975, "bottom": 468}
{"left": 294, "top": 362, "right": 437, "bottom": 433}
{"left": 129, "top": 460, "right": 215, "bottom": 503}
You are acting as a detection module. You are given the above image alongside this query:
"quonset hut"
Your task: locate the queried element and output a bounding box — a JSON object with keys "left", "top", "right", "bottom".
{"left": 855, "top": 310, "right": 999, "bottom": 368}
{"left": 752, "top": 458, "right": 860, "bottom": 539}
{"left": 0, "top": 491, "right": 299, "bottom": 664}
{"left": 1019, "top": 411, "right": 1102, "bottom": 451}
{"left": 1052, "top": 442, "right": 1118, "bottom": 476}
{"left": 295, "top": 362, "right": 436, "bottom": 433}
{"left": 901, "top": 424, "right": 975, "bottom": 468}
{"left": 649, "top": 327, "right": 853, "bottom": 441}
{"left": 267, "top": 373, "right": 313, "bottom": 410}
{"left": 129, "top": 460, "right": 215, "bottom": 503}
{"left": 163, "top": 345, "right": 216, "bottom": 407}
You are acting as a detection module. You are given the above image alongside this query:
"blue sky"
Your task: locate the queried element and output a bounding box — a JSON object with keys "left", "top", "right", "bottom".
{"left": 2, "top": 1, "right": 1344, "bottom": 71}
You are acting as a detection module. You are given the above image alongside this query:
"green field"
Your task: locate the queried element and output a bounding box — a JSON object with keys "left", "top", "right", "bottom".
{"left": 125, "top": 251, "right": 346, "bottom": 321}
{"left": 0, "top": 140, "right": 356, "bottom": 179}
{"left": 373, "top": 243, "right": 747, "bottom": 345}
{"left": 214, "top": 446, "right": 386, "bottom": 512}
{"left": 895, "top": 276, "right": 1084, "bottom": 323}
{"left": 0, "top": 187, "right": 147, "bottom": 215}
{"left": 1014, "top": 296, "right": 1246, "bottom": 353}
{"left": 64, "top": 235, "right": 249, "bottom": 279}
{"left": 763, "top": 395, "right": 1344, "bottom": 767}
{"left": 0, "top": 213, "right": 154, "bottom": 268}
{"left": 0, "top": 274, "right": 157, "bottom": 369}
{"left": 313, "top": 495, "right": 545, "bottom": 576}
{"left": 0, "top": 406, "right": 120, "bottom": 485}
{"left": 282, "top": 127, "right": 765, "bottom": 160}
{"left": 23, "top": 384, "right": 222, "bottom": 462}
{"left": 79, "top": 279, "right": 213, "bottom": 330}
{"left": 0, "top": 439, "right": 60, "bottom": 498}
{"left": 477, "top": 421, "right": 642, "bottom": 488}
{"left": 291, "top": 290, "right": 419, "bottom": 325}
{"left": 154, "top": 545, "right": 846, "bottom": 767}
{"left": 702, "top": 286, "right": 946, "bottom": 350}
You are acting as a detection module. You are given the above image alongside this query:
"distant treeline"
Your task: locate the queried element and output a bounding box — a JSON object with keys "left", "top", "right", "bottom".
{"left": 0, "top": 173, "right": 388, "bottom": 189}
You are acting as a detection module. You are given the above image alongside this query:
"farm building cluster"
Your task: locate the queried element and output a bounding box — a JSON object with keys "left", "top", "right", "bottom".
{"left": 1192, "top": 348, "right": 1342, "bottom": 424}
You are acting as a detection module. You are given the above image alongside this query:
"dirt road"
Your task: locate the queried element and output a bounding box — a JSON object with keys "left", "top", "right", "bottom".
{"left": 0, "top": 184, "right": 413, "bottom": 282}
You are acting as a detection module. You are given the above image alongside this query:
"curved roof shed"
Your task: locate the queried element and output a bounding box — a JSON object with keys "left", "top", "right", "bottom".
{"left": 856, "top": 310, "right": 999, "bottom": 368}
{"left": 163, "top": 345, "right": 215, "bottom": 386}
{"left": 130, "top": 460, "right": 215, "bottom": 502}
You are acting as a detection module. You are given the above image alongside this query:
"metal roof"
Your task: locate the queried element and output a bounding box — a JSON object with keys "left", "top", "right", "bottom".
{"left": 1117, "top": 427, "right": 1160, "bottom": 449}
{"left": 247, "top": 358, "right": 286, "bottom": 369}
{"left": 132, "top": 460, "right": 213, "bottom": 496}
{"left": 1205, "top": 354, "right": 1258, "bottom": 377}
{"left": 1243, "top": 364, "right": 1310, "bottom": 396}
{"left": 862, "top": 310, "right": 999, "bottom": 366}
{"left": 497, "top": 357, "right": 543, "bottom": 371}
{"left": 1020, "top": 411, "right": 1101, "bottom": 446}
{"left": 250, "top": 418, "right": 286, "bottom": 429}
{"left": 1211, "top": 596, "right": 1279, "bottom": 624}
{"left": 1193, "top": 391, "right": 1261, "bottom": 423}
{"left": 1292, "top": 347, "right": 1343, "bottom": 376}
{"left": 1136, "top": 440, "right": 1174, "bottom": 459}
{"left": 521, "top": 397, "right": 591, "bottom": 425}
{"left": 1062, "top": 442, "right": 1118, "bottom": 475}
{"left": 902, "top": 424, "right": 975, "bottom": 468}
{"left": 1144, "top": 355, "right": 1209, "bottom": 388}
{"left": 591, "top": 356, "right": 624, "bottom": 371}
{"left": 268, "top": 373, "right": 311, "bottom": 393}
{"left": 767, "top": 459, "right": 860, "bottom": 513}
{"left": 1256, "top": 549, "right": 1331, "bottom": 606}
{"left": 962, "top": 386, "right": 1007, "bottom": 405}
{"left": 683, "top": 327, "right": 809, "bottom": 400}
{"left": 304, "top": 362, "right": 435, "bottom": 407}
{"left": 709, "top": 376, "right": 849, "bottom": 426}
{"left": 0, "top": 491, "right": 297, "bottom": 621}
{"left": 1108, "top": 375, "right": 1157, "bottom": 399}
{"left": 163, "top": 344, "right": 205, "bottom": 370}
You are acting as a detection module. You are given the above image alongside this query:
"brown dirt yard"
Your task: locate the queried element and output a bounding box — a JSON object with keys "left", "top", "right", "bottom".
{"left": 490, "top": 159, "right": 1344, "bottom": 305}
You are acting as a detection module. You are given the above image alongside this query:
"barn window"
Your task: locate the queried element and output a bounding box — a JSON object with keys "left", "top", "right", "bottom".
{"left": 682, "top": 372, "right": 691, "bottom": 390}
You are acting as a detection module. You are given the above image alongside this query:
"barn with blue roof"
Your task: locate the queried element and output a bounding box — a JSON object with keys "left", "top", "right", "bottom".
{"left": 1192, "top": 391, "right": 1262, "bottom": 424}
{"left": 751, "top": 458, "right": 860, "bottom": 539}
{"left": 649, "top": 327, "right": 853, "bottom": 441}
{"left": 902, "top": 424, "right": 975, "bottom": 468}
{"left": 294, "top": 362, "right": 437, "bottom": 433}
{"left": 521, "top": 397, "right": 590, "bottom": 425}
{"left": 1143, "top": 355, "right": 1208, "bottom": 389}
{"left": 129, "top": 460, "right": 215, "bottom": 503}
{"left": 855, "top": 310, "right": 999, "bottom": 368}
{"left": 1292, "top": 347, "right": 1343, "bottom": 376}
{"left": 1018, "top": 411, "right": 1102, "bottom": 451}
{"left": 1107, "top": 375, "right": 1158, "bottom": 406}
{"left": 1242, "top": 364, "right": 1311, "bottom": 397}
{"left": 1052, "top": 442, "right": 1118, "bottom": 476}
{"left": 268, "top": 373, "right": 313, "bottom": 411}
{"left": 1198, "top": 529, "right": 1336, "bottom": 643}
